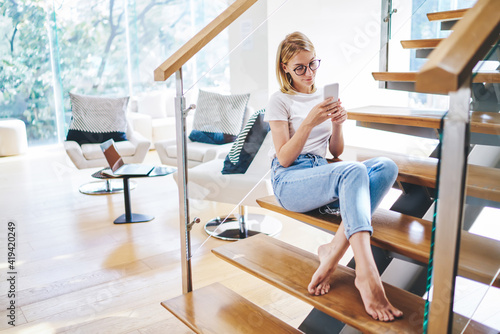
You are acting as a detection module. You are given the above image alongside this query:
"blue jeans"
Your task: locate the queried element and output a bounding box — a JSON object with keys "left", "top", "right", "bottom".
{"left": 271, "top": 154, "right": 398, "bottom": 239}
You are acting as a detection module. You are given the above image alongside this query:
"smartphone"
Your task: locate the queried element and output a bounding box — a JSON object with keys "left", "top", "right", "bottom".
{"left": 324, "top": 83, "right": 339, "bottom": 103}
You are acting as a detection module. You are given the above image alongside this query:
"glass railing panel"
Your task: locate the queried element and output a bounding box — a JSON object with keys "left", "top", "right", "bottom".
{"left": 455, "top": 40, "right": 500, "bottom": 332}
{"left": 426, "top": 40, "right": 500, "bottom": 332}
{"left": 166, "top": 6, "right": 442, "bottom": 333}
{"left": 154, "top": 0, "right": 496, "bottom": 330}
{"left": 172, "top": 0, "right": 444, "bottom": 273}
{"left": 168, "top": 0, "right": 396, "bottom": 252}
{"left": 171, "top": 0, "right": 435, "bottom": 254}
{"left": 175, "top": 0, "right": 289, "bottom": 251}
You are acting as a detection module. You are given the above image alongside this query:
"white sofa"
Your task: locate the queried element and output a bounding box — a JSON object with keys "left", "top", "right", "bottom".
{"left": 154, "top": 105, "right": 253, "bottom": 168}
{"left": 177, "top": 134, "right": 282, "bottom": 240}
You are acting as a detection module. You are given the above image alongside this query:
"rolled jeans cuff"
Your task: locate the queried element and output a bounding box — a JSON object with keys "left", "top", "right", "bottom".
{"left": 345, "top": 225, "right": 373, "bottom": 240}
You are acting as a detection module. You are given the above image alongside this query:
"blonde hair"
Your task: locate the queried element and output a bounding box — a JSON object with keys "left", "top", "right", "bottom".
{"left": 276, "top": 32, "right": 317, "bottom": 95}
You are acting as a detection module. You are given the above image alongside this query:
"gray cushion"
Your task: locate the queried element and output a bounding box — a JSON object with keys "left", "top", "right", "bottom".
{"left": 67, "top": 92, "right": 129, "bottom": 144}
{"left": 189, "top": 90, "right": 249, "bottom": 144}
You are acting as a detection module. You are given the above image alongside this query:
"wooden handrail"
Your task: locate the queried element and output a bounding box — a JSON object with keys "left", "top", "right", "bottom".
{"left": 415, "top": 0, "right": 500, "bottom": 94}
{"left": 154, "top": 0, "right": 258, "bottom": 82}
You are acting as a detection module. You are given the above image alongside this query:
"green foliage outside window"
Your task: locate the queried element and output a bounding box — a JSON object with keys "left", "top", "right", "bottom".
{"left": 1, "top": 0, "right": 57, "bottom": 144}
{"left": 0, "top": 0, "right": 228, "bottom": 146}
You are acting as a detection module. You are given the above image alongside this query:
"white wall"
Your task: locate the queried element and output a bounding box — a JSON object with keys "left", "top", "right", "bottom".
{"left": 260, "top": 0, "right": 441, "bottom": 157}
{"left": 227, "top": 0, "right": 417, "bottom": 111}
{"left": 265, "top": 0, "right": 410, "bottom": 109}
{"left": 229, "top": 0, "right": 270, "bottom": 110}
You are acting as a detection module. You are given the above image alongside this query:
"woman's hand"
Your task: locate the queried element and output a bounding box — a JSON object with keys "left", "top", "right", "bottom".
{"left": 302, "top": 97, "right": 337, "bottom": 128}
{"left": 329, "top": 99, "right": 347, "bottom": 125}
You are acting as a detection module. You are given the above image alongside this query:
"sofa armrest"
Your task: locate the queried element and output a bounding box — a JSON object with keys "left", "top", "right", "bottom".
{"left": 126, "top": 123, "right": 151, "bottom": 163}
{"left": 64, "top": 140, "right": 92, "bottom": 169}
{"left": 202, "top": 143, "right": 232, "bottom": 163}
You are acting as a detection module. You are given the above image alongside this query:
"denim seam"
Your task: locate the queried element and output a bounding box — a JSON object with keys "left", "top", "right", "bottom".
{"left": 277, "top": 169, "right": 343, "bottom": 186}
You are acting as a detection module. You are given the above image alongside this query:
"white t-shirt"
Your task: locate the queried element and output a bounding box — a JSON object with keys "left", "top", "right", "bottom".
{"left": 264, "top": 90, "right": 332, "bottom": 158}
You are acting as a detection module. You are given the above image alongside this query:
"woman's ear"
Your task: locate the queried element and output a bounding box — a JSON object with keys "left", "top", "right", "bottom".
{"left": 281, "top": 62, "right": 288, "bottom": 73}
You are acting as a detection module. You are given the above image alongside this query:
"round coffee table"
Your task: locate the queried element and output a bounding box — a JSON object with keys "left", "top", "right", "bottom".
{"left": 93, "top": 166, "right": 176, "bottom": 224}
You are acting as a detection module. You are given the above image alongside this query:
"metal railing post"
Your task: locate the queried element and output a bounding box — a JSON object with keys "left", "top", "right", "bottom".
{"left": 174, "top": 68, "right": 193, "bottom": 294}
{"left": 379, "top": 0, "right": 392, "bottom": 89}
{"left": 427, "top": 79, "right": 471, "bottom": 333}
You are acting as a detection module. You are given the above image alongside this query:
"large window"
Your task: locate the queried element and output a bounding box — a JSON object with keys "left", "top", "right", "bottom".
{"left": 0, "top": 1, "right": 58, "bottom": 145}
{"left": 0, "top": 0, "right": 229, "bottom": 146}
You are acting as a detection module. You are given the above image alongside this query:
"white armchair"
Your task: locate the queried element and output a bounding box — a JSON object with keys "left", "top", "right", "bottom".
{"left": 65, "top": 120, "right": 150, "bottom": 195}
{"left": 65, "top": 121, "right": 150, "bottom": 169}
{"left": 64, "top": 92, "right": 151, "bottom": 194}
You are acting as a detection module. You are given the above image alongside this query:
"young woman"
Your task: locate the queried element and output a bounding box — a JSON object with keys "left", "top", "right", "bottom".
{"left": 264, "top": 31, "right": 403, "bottom": 322}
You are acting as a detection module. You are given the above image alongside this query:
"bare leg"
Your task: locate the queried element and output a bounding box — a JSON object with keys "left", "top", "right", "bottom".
{"left": 350, "top": 231, "right": 403, "bottom": 321}
{"left": 308, "top": 222, "right": 350, "bottom": 296}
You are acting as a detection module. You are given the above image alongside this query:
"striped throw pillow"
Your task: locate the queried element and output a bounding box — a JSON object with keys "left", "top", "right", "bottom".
{"left": 222, "top": 109, "right": 269, "bottom": 174}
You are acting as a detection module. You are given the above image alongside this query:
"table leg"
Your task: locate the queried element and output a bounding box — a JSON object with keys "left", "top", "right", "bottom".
{"left": 114, "top": 177, "right": 154, "bottom": 224}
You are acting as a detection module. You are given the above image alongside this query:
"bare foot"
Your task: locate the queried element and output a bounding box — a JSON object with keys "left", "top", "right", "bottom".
{"left": 307, "top": 243, "right": 342, "bottom": 296}
{"left": 354, "top": 271, "right": 403, "bottom": 321}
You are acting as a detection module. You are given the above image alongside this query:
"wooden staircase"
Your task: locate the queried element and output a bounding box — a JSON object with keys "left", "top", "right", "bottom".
{"left": 256, "top": 193, "right": 500, "bottom": 289}
{"left": 211, "top": 234, "right": 497, "bottom": 334}
{"left": 163, "top": 146, "right": 500, "bottom": 331}
{"left": 158, "top": 0, "right": 500, "bottom": 333}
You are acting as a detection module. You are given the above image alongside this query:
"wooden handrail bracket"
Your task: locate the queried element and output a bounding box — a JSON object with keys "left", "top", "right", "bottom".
{"left": 415, "top": 0, "right": 500, "bottom": 94}
{"left": 154, "top": 0, "right": 258, "bottom": 82}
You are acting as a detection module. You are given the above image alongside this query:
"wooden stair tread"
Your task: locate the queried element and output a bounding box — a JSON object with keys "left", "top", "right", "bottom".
{"left": 214, "top": 234, "right": 420, "bottom": 334}
{"left": 401, "top": 38, "right": 443, "bottom": 49}
{"left": 427, "top": 8, "right": 468, "bottom": 22}
{"left": 341, "top": 145, "right": 437, "bottom": 188}
{"left": 256, "top": 195, "right": 500, "bottom": 288}
{"left": 212, "top": 234, "right": 496, "bottom": 334}
{"left": 161, "top": 282, "right": 303, "bottom": 334}
{"left": 401, "top": 38, "right": 497, "bottom": 54}
{"left": 471, "top": 111, "right": 500, "bottom": 135}
{"left": 339, "top": 145, "right": 500, "bottom": 203}
{"left": 257, "top": 195, "right": 431, "bottom": 263}
{"left": 373, "top": 71, "right": 500, "bottom": 84}
{"left": 460, "top": 232, "right": 500, "bottom": 287}
{"left": 348, "top": 105, "right": 445, "bottom": 129}
{"left": 347, "top": 106, "right": 500, "bottom": 135}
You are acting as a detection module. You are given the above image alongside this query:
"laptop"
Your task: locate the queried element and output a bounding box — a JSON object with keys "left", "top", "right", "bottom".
{"left": 100, "top": 139, "right": 155, "bottom": 176}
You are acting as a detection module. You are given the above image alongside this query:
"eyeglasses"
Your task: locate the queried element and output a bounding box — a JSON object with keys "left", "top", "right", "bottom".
{"left": 292, "top": 59, "right": 321, "bottom": 76}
